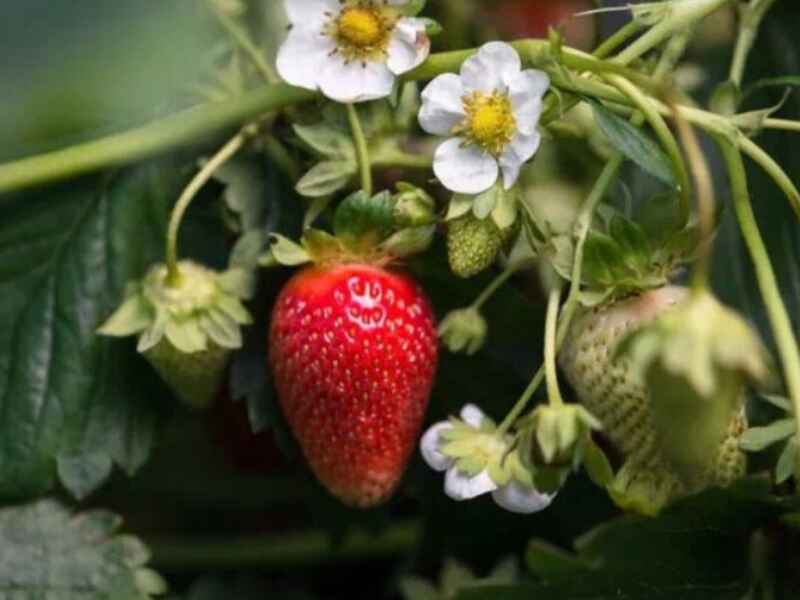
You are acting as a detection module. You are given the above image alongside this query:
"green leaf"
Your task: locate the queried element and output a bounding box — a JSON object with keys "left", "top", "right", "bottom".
{"left": 589, "top": 99, "right": 676, "bottom": 187}
{"left": 295, "top": 160, "right": 355, "bottom": 198}
{"left": 775, "top": 438, "right": 797, "bottom": 484}
{"left": 57, "top": 451, "right": 113, "bottom": 501}
{"left": 213, "top": 156, "right": 270, "bottom": 232}
{"left": 0, "top": 164, "right": 180, "bottom": 500}
{"left": 0, "top": 499, "right": 165, "bottom": 599}
{"left": 399, "top": 576, "right": 440, "bottom": 600}
{"left": 739, "top": 419, "right": 796, "bottom": 452}
{"left": 293, "top": 123, "right": 355, "bottom": 159}
{"left": 741, "top": 75, "right": 800, "bottom": 103}
{"left": 760, "top": 394, "right": 792, "bottom": 412}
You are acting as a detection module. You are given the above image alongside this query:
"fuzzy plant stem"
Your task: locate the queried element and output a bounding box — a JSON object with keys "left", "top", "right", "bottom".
{"left": 472, "top": 266, "right": 517, "bottom": 311}
{"left": 209, "top": 0, "right": 278, "bottom": 84}
{"left": 670, "top": 100, "right": 717, "bottom": 294}
{"left": 729, "top": 0, "right": 779, "bottom": 88}
{"left": 347, "top": 103, "right": 373, "bottom": 196}
{"left": 544, "top": 284, "right": 566, "bottom": 407}
{"left": 164, "top": 128, "right": 250, "bottom": 286}
{"left": 717, "top": 139, "right": 800, "bottom": 444}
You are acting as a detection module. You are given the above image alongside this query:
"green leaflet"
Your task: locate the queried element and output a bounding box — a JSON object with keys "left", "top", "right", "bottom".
{"left": 589, "top": 98, "right": 677, "bottom": 188}
{"left": 0, "top": 163, "right": 183, "bottom": 500}
{"left": 0, "top": 499, "right": 165, "bottom": 599}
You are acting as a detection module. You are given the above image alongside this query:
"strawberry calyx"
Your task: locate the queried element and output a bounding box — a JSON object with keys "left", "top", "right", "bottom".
{"left": 98, "top": 260, "right": 253, "bottom": 354}
{"left": 262, "top": 184, "right": 436, "bottom": 269}
{"left": 97, "top": 260, "right": 253, "bottom": 409}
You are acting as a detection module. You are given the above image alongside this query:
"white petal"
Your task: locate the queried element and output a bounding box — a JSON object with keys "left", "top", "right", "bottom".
{"left": 508, "top": 70, "right": 550, "bottom": 135}
{"left": 419, "top": 74, "right": 465, "bottom": 135}
{"left": 387, "top": 19, "right": 431, "bottom": 75}
{"left": 460, "top": 41, "right": 522, "bottom": 94}
{"left": 420, "top": 422, "right": 455, "bottom": 472}
{"left": 445, "top": 468, "right": 498, "bottom": 501}
{"left": 492, "top": 481, "right": 556, "bottom": 514}
{"left": 284, "top": 0, "right": 338, "bottom": 29}
{"left": 276, "top": 28, "right": 336, "bottom": 91}
{"left": 433, "top": 138, "right": 498, "bottom": 194}
{"left": 499, "top": 131, "right": 541, "bottom": 189}
{"left": 459, "top": 404, "right": 485, "bottom": 428}
{"left": 318, "top": 57, "right": 395, "bottom": 103}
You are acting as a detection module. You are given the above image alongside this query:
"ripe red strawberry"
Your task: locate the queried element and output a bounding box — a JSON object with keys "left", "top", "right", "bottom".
{"left": 269, "top": 263, "right": 438, "bottom": 507}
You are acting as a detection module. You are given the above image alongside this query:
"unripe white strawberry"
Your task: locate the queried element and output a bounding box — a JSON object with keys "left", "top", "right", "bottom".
{"left": 559, "top": 286, "right": 748, "bottom": 515}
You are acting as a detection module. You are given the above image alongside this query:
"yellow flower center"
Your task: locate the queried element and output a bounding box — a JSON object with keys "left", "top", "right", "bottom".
{"left": 328, "top": 3, "right": 397, "bottom": 62}
{"left": 456, "top": 91, "right": 517, "bottom": 156}
{"left": 337, "top": 7, "right": 383, "bottom": 47}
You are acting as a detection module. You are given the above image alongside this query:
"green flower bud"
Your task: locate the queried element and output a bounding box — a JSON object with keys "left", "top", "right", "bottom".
{"left": 393, "top": 183, "right": 436, "bottom": 228}
{"left": 438, "top": 307, "right": 488, "bottom": 355}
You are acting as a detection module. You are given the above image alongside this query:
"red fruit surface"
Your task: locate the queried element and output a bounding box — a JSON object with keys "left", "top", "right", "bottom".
{"left": 269, "top": 263, "right": 438, "bottom": 507}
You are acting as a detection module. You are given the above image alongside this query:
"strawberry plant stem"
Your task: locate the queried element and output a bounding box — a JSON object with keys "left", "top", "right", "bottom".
{"left": 718, "top": 139, "right": 800, "bottom": 445}
{"left": 670, "top": 101, "right": 716, "bottom": 295}
{"left": 544, "top": 285, "right": 566, "bottom": 407}
{"left": 592, "top": 20, "right": 646, "bottom": 59}
{"left": 472, "top": 266, "right": 516, "bottom": 311}
{"left": 729, "top": 0, "right": 779, "bottom": 88}
{"left": 164, "top": 129, "right": 250, "bottom": 286}
{"left": 347, "top": 104, "right": 373, "bottom": 197}
{"left": 209, "top": 0, "right": 278, "bottom": 84}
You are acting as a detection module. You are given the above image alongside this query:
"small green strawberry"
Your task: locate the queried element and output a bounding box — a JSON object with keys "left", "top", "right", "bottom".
{"left": 559, "top": 286, "right": 750, "bottom": 515}
{"left": 447, "top": 214, "right": 516, "bottom": 278}
{"left": 98, "top": 261, "right": 252, "bottom": 409}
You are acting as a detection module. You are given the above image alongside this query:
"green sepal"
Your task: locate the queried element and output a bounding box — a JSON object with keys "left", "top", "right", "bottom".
{"left": 445, "top": 194, "right": 474, "bottom": 221}
{"left": 739, "top": 418, "right": 796, "bottom": 452}
{"left": 583, "top": 437, "right": 614, "bottom": 487}
{"left": 97, "top": 260, "right": 253, "bottom": 410}
{"left": 380, "top": 225, "right": 435, "bottom": 258}
{"left": 418, "top": 17, "right": 442, "bottom": 36}
{"left": 397, "top": 0, "right": 426, "bottom": 16}
{"left": 295, "top": 160, "right": 356, "bottom": 198}
{"left": 260, "top": 234, "right": 312, "bottom": 267}
{"left": 96, "top": 291, "right": 152, "bottom": 337}
{"left": 301, "top": 228, "right": 347, "bottom": 263}
{"left": 333, "top": 190, "right": 395, "bottom": 248}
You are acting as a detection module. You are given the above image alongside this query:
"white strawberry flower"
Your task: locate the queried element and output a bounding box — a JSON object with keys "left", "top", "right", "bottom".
{"left": 419, "top": 42, "right": 550, "bottom": 195}
{"left": 277, "top": 0, "right": 431, "bottom": 103}
{"left": 420, "top": 404, "right": 556, "bottom": 514}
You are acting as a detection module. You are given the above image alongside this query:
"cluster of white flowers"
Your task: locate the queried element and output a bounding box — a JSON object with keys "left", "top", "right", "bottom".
{"left": 276, "top": 0, "right": 549, "bottom": 194}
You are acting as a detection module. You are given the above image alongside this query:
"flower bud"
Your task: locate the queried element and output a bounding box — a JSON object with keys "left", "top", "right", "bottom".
{"left": 438, "top": 307, "right": 488, "bottom": 355}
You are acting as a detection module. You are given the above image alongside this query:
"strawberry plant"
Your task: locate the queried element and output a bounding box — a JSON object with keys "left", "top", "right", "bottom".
{"left": 4, "top": 0, "right": 800, "bottom": 597}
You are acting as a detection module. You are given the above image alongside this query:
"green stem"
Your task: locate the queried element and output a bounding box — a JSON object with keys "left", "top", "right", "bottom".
{"left": 592, "top": 19, "right": 646, "bottom": 59}
{"left": 497, "top": 156, "right": 624, "bottom": 434}
{"left": 763, "top": 118, "right": 800, "bottom": 133}
{"left": 737, "top": 134, "right": 800, "bottom": 219}
{"left": 263, "top": 134, "right": 301, "bottom": 182}
{"left": 729, "top": 0, "right": 779, "bottom": 88}
{"left": 717, "top": 138, "right": 800, "bottom": 446}
{"left": 165, "top": 129, "right": 249, "bottom": 285}
{"left": 149, "top": 520, "right": 421, "bottom": 570}
{"left": 472, "top": 266, "right": 516, "bottom": 311}
{"left": 346, "top": 104, "right": 373, "bottom": 196}
{"left": 614, "top": 0, "right": 734, "bottom": 65}
{"left": 671, "top": 100, "right": 716, "bottom": 294}
{"left": 544, "top": 284, "right": 565, "bottom": 407}
{"left": 209, "top": 0, "right": 278, "bottom": 84}
{"left": 0, "top": 83, "right": 314, "bottom": 195}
